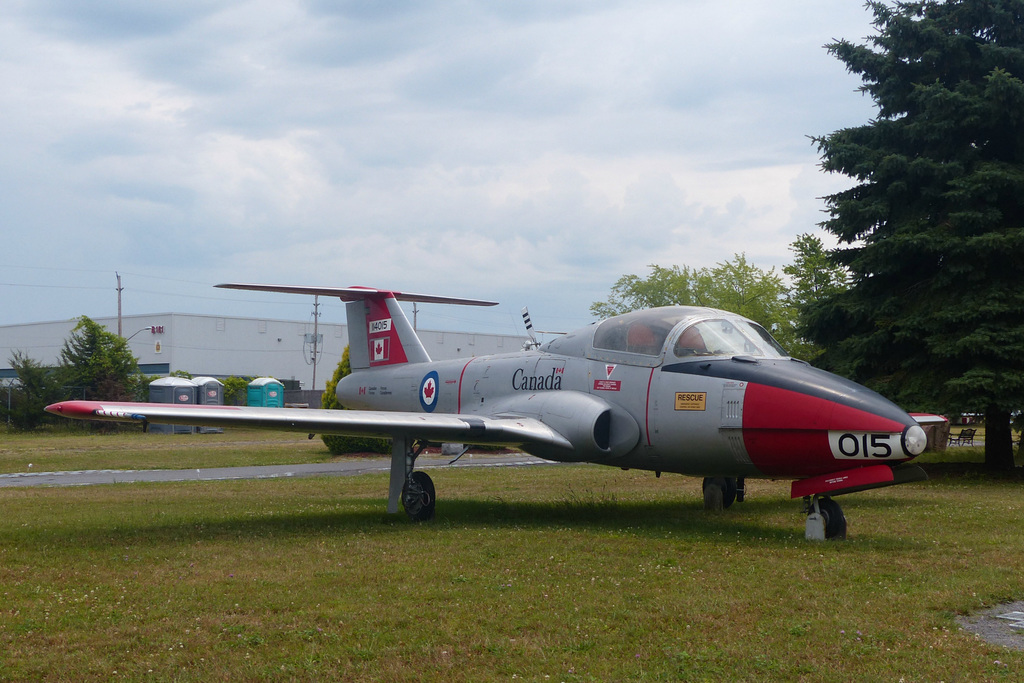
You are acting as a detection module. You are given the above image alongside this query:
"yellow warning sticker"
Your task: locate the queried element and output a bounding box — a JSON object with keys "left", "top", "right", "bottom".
{"left": 675, "top": 392, "right": 707, "bottom": 411}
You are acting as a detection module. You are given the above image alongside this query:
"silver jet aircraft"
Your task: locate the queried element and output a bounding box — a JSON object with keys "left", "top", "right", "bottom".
{"left": 46, "top": 284, "right": 934, "bottom": 540}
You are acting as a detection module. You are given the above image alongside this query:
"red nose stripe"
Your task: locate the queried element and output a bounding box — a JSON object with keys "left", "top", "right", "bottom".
{"left": 741, "top": 383, "right": 907, "bottom": 477}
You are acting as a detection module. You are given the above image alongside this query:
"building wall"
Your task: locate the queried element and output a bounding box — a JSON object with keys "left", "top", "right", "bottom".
{"left": 0, "top": 313, "right": 527, "bottom": 390}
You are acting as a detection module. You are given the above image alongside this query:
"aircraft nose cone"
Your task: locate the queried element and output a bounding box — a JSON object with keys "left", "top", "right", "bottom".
{"left": 903, "top": 424, "right": 927, "bottom": 456}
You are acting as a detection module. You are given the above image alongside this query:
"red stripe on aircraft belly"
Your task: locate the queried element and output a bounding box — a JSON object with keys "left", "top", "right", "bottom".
{"left": 741, "top": 383, "right": 906, "bottom": 477}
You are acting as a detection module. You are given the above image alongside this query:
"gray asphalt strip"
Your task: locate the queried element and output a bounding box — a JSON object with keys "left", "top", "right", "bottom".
{"left": 0, "top": 454, "right": 558, "bottom": 488}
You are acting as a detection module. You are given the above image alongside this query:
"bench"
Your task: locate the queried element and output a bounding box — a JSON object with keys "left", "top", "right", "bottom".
{"left": 947, "top": 428, "right": 976, "bottom": 447}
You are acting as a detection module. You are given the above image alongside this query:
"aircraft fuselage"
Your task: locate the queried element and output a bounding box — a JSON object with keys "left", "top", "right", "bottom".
{"left": 337, "top": 321, "right": 923, "bottom": 480}
{"left": 43, "top": 285, "right": 932, "bottom": 537}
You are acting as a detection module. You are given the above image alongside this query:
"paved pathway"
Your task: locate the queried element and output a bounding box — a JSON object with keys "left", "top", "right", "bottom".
{"left": 0, "top": 453, "right": 557, "bottom": 488}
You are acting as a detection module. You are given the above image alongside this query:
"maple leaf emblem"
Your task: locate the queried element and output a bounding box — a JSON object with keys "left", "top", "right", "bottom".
{"left": 375, "top": 341, "right": 384, "bottom": 355}
{"left": 423, "top": 380, "right": 435, "bottom": 401}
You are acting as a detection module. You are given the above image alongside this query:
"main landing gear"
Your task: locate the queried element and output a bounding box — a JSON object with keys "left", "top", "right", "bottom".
{"left": 803, "top": 495, "right": 846, "bottom": 541}
{"left": 702, "top": 477, "right": 745, "bottom": 511}
{"left": 389, "top": 435, "right": 436, "bottom": 522}
{"left": 403, "top": 470, "right": 436, "bottom": 522}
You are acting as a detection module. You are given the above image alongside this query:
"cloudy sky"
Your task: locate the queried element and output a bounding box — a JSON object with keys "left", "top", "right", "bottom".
{"left": 1, "top": 0, "right": 879, "bottom": 336}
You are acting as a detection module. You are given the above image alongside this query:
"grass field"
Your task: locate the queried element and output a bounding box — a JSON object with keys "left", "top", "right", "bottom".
{"left": 0, "top": 428, "right": 329, "bottom": 474}
{"left": 1, "top": 429, "right": 1023, "bottom": 681}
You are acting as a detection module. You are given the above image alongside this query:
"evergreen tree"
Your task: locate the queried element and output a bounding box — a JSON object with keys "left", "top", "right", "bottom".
{"left": 321, "top": 346, "right": 390, "bottom": 456}
{"left": 58, "top": 316, "right": 142, "bottom": 401}
{"left": 5, "top": 351, "right": 62, "bottom": 430}
{"left": 809, "top": 0, "right": 1024, "bottom": 469}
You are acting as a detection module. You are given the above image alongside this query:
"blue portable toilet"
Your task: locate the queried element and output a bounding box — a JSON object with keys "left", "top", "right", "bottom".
{"left": 193, "top": 377, "right": 224, "bottom": 433}
{"left": 247, "top": 377, "right": 284, "bottom": 407}
{"left": 148, "top": 377, "right": 196, "bottom": 434}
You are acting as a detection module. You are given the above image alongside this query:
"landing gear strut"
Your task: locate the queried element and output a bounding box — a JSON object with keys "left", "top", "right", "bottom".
{"left": 803, "top": 495, "right": 846, "bottom": 540}
{"left": 388, "top": 435, "right": 436, "bottom": 521}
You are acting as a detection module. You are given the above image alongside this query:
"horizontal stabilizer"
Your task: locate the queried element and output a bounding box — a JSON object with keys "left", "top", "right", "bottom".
{"left": 216, "top": 283, "right": 497, "bottom": 307}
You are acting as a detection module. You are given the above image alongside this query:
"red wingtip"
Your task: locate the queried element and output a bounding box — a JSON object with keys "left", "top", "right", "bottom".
{"left": 45, "top": 400, "right": 98, "bottom": 417}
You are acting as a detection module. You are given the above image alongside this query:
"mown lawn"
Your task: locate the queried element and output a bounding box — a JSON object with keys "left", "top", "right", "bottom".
{"left": 0, "top": 428, "right": 330, "bottom": 474}
{"left": 0, "top": 433, "right": 1022, "bottom": 681}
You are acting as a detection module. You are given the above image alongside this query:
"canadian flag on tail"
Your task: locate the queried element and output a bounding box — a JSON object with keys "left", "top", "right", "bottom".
{"left": 372, "top": 337, "right": 389, "bottom": 363}
{"left": 364, "top": 296, "right": 409, "bottom": 367}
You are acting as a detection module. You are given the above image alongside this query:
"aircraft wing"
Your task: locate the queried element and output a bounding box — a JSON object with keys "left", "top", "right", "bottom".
{"left": 44, "top": 401, "right": 574, "bottom": 451}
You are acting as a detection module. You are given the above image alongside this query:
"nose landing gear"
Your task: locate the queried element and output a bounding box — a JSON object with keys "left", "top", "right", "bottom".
{"left": 804, "top": 495, "right": 846, "bottom": 540}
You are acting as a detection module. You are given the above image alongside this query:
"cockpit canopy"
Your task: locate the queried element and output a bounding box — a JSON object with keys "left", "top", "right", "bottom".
{"left": 670, "top": 317, "right": 787, "bottom": 359}
{"left": 588, "top": 307, "right": 788, "bottom": 362}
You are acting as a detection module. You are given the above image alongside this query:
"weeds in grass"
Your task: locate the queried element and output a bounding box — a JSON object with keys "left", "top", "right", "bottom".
{"left": 554, "top": 484, "right": 619, "bottom": 516}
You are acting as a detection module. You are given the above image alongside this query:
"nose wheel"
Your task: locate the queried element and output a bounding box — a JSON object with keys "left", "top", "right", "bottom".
{"left": 804, "top": 495, "right": 846, "bottom": 540}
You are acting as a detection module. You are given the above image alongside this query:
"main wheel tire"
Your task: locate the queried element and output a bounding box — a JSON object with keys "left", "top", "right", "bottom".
{"left": 817, "top": 496, "right": 846, "bottom": 540}
{"left": 702, "top": 477, "right": 737, "bottom": 510}
{"left": 402, "top": 471, "right": 436, "bottom": 522}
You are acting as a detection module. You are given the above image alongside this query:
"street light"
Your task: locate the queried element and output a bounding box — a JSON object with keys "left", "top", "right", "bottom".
{"left": 3, "top": 379, "right": 15, "bottom": 425}
{"left": 125, "top": 326, "right": 158, "bottom": 341}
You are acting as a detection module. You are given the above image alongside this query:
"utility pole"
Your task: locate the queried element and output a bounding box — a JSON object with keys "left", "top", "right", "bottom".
{"left": 311, "top": 295, "right": 320, "bottom": 391}
{"left": 413, "top": 303, "right": 418, "bottom": 330}
{"left": 116, "top": 272, "right": 123, "bottom": 336}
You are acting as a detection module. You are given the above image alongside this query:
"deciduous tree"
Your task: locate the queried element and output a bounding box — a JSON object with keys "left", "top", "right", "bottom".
{"left": 589, "top": 265, "right": 701, "bottom": 319}
{"left": 783, "top": 234, "right": 850, "bottom": 360}
{"left": 591, "top": 254, "right": 797, "bottom": 351}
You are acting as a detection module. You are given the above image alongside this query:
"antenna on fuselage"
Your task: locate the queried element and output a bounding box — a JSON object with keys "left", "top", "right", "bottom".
{"left": 521, "top": 307, "right": 540, "bottom": 350}
{"left": 521, "top": 306, "right": 567, "bottom": 350}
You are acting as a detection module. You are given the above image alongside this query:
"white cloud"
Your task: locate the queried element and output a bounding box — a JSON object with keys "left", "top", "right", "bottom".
{"left": 1, "top": 0, "right": 879, "bottom": 332}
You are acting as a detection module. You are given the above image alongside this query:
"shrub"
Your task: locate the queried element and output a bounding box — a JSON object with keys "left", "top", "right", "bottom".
{"left": 321, "top": 346, "right": 390, "bottom": 456}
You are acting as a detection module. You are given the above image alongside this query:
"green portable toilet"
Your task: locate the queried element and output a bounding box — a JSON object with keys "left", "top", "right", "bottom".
{"left": 247, "top": 377, "right": 284, "bottom": 407}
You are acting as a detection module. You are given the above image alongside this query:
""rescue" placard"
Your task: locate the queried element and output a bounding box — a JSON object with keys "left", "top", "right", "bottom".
{"left": 675, "top": 392, "right": 706, "bottom": 411}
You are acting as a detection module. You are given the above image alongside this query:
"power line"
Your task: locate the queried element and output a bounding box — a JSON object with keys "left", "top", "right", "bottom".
{"left": 0, "top": 282, "right": 109, "bottom": 290}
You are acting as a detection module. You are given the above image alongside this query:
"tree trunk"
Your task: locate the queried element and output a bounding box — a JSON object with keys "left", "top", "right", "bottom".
{"left": 984, "top": 406, "right": 1016, "bottom": 471}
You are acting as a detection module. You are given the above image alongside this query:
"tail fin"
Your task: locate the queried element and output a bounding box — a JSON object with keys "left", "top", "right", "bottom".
{"left": 215, "top": 283, "right": 497, "bottom": 371}
{"left": 346, "top": 291, "right": 429, "bottom": 369}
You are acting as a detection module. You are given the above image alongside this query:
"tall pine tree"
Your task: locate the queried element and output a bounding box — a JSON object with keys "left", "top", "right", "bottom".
{"left": 809, "top": 0, "right": 1024, "bottom": 469}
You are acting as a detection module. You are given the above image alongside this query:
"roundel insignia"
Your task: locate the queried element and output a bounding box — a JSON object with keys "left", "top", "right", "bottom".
{"left": 419, "top": 371, "right": 440, "bottom": 412}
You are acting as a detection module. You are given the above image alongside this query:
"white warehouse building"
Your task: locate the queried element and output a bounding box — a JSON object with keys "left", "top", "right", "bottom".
{"left": 0, "top": 313, "right": 528, "bottom": 391}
